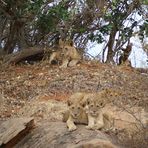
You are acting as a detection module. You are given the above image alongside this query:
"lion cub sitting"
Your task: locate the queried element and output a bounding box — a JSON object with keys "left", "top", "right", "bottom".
{"left": 84, "top": 91, "right": 114, "bottom": 130}
{"left": 63, "top": 92, "right": 88, "bottom": 131}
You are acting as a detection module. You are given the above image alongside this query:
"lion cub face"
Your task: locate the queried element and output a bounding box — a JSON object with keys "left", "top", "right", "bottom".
{"left": 85, "top": 94, "right": 106, "bottom": 117}
{"left": 67, "top": 100, "right": 84, "bottom": 119}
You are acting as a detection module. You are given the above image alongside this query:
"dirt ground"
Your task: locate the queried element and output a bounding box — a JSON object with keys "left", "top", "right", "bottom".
{"left": 0, "top": 61, "right": 148, "bottom": 147}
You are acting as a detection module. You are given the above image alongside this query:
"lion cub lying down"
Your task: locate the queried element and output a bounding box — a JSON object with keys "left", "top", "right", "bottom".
{"left": 49, "top": 39, "right": 81, "bottom": 68}
{"left": 63, "top": 93, "right": 88, "bottom": 131}
{"left": 84, "top": 92, "right": 113, "bottom": 130}
{"left": 63, "top": 91, "right": 114, "bottom": 131}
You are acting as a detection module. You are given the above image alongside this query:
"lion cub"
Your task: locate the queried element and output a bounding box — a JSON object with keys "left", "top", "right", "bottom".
{"left": 63, "top": 92, "right": 88, "bottom": 131}
{"left": 59, "top": 39, "right": 81, "bottom": 68}
{"left": 49, "top": 39, "right": 81, "bottom": 68}
{"left": 84, "top": 91, "right": 113, "bottom": 130}
{"left": 49, "top": 50, "right": 63, "bottom": 65}
{"left": 63, "top": 91, "right": 114, "bottom": 131}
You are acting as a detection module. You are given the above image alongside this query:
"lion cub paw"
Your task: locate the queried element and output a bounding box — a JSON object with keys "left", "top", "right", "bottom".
{"left": 68, "top": 125, "right": 77, "bottom": 132}
{"left": 94, "top": 124, "right": 103, "bottom": 130}
{"left": 85, "top": 125, "right": 96, "bottom": 130}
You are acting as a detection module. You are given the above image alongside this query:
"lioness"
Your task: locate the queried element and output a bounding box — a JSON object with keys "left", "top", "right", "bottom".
{"left": 63, "top": 92, "right": 88, "bottom": 131}
{"left": 84, "top": 91, "right": 114, "bottom": 130}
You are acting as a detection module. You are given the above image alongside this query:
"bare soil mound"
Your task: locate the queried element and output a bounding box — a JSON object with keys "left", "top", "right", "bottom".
{"left": 0, "top": 62, "right": 148, "bottom": 147}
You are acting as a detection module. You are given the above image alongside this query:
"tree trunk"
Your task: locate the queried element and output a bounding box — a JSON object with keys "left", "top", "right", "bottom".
{"left": 106, "top": 28, "right": 117, "bottom": 64}
{"left": 3, "top": 20, "right": 27, "bottom": 54}
{"left": 0, "top": 18, "right": 7, "bottom": 48}
{"left": 3, "top": 21, "right": 16, "bottom": 54}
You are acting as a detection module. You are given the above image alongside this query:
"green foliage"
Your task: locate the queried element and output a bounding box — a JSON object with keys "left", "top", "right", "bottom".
{"left": 87, "top": 0, "right": 147, "bottom": 46}
{"left": 100, "top": 24, "right": 113, "bottom": 35}
{"left": 0, "top": 0, "right": 44, "bottom": 19}
{"left": 79, "top": 27, "right": 87, "bottom": 33}
{"left": 0, "top": 0, "right": 147, "bottom": 56}
{"left": 36, "top": 1, "right": 70, "bottom": 33}
{"left": 141, "top": 0, "right": 148, "bottom": 5}
{"left": 51, "top": 3, "right": 69, "bottom": 21}
{"left": 139, "top": 20, "right": 148, "bottom": 41}
{"left": 26, "top": 0, "right": 44, "bottom": 13}
{"left": 46, "top": 2, "right": 69, "bottom": 21}
{"left": 37, "top": 14, "right": 57, "bottom": 32}
{"left": 89, "top": 32, "right": 104, "bottom": 43}
{"left": 120, "top": 27, "right": 133, "bottom": 41}
{"left": 88, "top": 24, "right": 112, "bottom": 43}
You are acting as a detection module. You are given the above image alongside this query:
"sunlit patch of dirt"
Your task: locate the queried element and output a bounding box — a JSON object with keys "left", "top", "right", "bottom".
{"left": 38, "top": 93, "right": 71, "bottom": 102}
{"left": 0, "top": 61, "right": 147, "bottom": 120}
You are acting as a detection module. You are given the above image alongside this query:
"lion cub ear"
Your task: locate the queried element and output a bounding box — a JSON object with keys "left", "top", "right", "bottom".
{"left": 67, "top": 100, "right": 72, "bottom": 106}
{"left": 80, "top": 100, "right": 86, "bottom": 108}
{"left": 99, "top": 101, "right": 105, "bottom": 107}
{"left": 59, "top": 39, "right": 65, "bottom": 47}
{"left": 86, "top": 98, "right": 91, "bottom": 105}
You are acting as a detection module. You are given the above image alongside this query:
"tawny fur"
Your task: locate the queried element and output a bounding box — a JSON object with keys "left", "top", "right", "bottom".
{"left": 49, "top": 39, "right": 81, "bottom": 68}
{"left": 63, "top": 91, "right": 114, "bottom": 131}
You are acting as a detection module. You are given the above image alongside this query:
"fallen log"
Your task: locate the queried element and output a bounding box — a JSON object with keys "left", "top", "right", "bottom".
{"left": 0, "top": 117, "right": 34, "bottom": 148}
{"left": 4, "top": 46, "right": 44, "bottom": 65}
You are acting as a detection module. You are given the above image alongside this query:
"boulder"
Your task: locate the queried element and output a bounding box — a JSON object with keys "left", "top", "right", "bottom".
{"left": 15, "top": 121, "right": 118, "bottom": 148}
